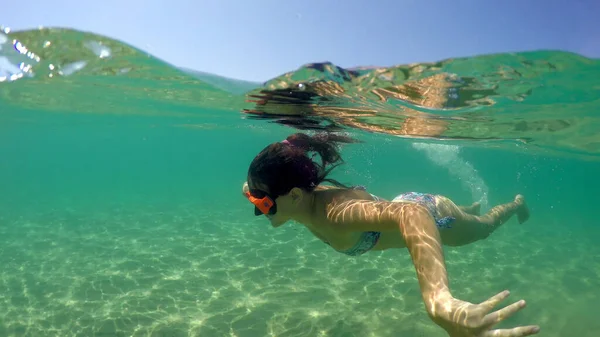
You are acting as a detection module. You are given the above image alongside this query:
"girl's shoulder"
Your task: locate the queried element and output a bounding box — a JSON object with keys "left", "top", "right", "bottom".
{"left": 316, "top": 184, "right": 367, "bottom": 191}
{"left": 317, "top": 185, "right": 383, "bottom": 203}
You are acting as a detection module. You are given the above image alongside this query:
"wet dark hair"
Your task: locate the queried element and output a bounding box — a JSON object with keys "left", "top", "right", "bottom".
{"left": 247, "top": 132, "right": 360, "bottom": 197}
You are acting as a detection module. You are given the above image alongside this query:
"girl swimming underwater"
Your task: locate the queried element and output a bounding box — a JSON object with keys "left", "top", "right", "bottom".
{"left": 242, "top": 132, "right": 539, "bottom": 337}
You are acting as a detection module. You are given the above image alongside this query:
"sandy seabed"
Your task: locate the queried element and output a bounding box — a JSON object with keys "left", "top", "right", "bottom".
{"left": 0, "top": 204, "right": 598, "bottom": 337}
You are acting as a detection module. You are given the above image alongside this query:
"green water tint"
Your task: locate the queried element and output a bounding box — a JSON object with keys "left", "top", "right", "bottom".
{"left": 2, "top": 27, "right": 600, "bottom": 337}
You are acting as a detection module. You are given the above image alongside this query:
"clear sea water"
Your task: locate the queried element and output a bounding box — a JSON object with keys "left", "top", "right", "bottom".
{"left": 1, "top": 27, "right": 599, "bottom": 337}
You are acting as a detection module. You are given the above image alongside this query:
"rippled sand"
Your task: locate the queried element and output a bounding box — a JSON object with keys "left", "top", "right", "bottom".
{"left": 0, "top": 205, "right": 598, "bottom": 337}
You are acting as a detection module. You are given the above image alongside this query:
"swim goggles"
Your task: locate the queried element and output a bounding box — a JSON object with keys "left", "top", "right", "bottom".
{"left": 244, "top": 189, "right": 277, "bottom": 216}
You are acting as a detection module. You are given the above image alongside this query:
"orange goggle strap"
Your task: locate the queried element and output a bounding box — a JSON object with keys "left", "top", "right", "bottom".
{"left": 245, "top": 191, "right": 275, "bottom": 215}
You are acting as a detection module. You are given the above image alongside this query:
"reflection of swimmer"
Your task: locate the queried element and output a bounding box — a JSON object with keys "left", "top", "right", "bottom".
{"left": 242, "top": 132, "right": 539, "bottom": 337}
{"left": 243, "top": 77, "right": 459, "bottom": 138}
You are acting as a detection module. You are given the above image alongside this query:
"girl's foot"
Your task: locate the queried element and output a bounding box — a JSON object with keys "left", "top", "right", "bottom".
{"left": 515, "top": 194, "right": 530, "bottom": 224}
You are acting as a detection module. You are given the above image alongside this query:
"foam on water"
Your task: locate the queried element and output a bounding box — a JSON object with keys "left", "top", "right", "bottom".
{"left": 83, "top": 40, "right": 111, "bottom": 59}
{"left": 0, "top": 31, "right": 39, "bottom": 82}
{"left": 411, "top": 142, "right": 490, "bottom": 210}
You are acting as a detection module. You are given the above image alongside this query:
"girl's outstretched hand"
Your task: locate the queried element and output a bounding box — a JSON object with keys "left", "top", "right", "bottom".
{"left": 432, "top": 290, "right": 540, "bottom": 337}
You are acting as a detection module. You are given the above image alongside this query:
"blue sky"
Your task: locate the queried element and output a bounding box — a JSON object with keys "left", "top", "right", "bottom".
{"left": 2, "top": 0, "right": 599, "bottom": 82}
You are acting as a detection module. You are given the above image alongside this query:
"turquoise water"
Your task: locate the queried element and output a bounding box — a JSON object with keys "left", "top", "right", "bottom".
{"left": 1, "top": 27, "right": 600, "bottom": 337}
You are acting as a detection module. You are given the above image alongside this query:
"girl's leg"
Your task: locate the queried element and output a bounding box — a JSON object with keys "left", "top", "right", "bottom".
{"left": 435, "top": 195, "right": 529, "bottom": 245}
{"left": 458, "top": 201, "right": 481, "bottom": 216}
